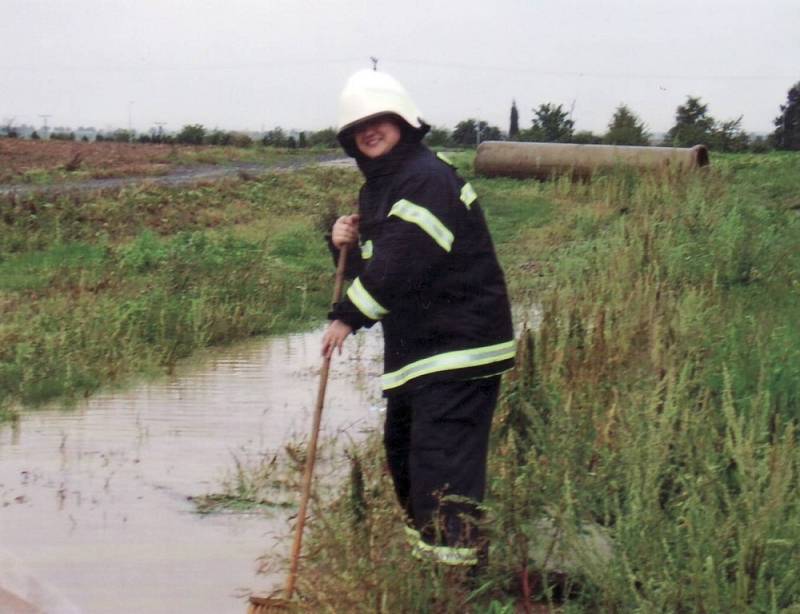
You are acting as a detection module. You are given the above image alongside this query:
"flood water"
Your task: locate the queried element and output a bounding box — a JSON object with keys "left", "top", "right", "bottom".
{"left": 0, "top": 326, "right": 384, "bottom": 614}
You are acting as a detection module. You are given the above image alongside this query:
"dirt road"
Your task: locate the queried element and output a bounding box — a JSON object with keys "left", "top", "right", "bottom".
{"left": 0, "top": 154, "right": 352, "bottom": 197}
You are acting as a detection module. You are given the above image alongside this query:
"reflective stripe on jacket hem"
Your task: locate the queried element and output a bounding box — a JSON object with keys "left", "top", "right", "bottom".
{"left": 412, "top": 540, "right": 478, "bottom": 566}
{"left": 346, "top": 277, "right": 389, "bottom": 320}
{"left": 381, "top": 339, "right": 516, "bottom": 390}
{"left": 388, "top": 199, "right": 454, "bottom": 253}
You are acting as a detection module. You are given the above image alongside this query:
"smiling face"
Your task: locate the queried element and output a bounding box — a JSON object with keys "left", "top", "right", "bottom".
{"left": 353, "top": 116, "right": 403, "bottom": 159}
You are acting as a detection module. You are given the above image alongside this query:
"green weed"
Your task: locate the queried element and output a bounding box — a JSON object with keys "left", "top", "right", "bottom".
{"left": 289, "top": 152, "right": 800, "bottom": 612}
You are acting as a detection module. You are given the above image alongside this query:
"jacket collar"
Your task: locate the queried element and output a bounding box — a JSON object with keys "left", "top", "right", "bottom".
{"left": 356, "top": 141, "right": 426, "bottom": 181}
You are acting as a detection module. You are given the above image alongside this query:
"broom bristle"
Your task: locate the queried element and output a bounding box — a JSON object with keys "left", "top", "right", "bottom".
{"left": 247, "top": 595, "right": 292, "bottom": 613}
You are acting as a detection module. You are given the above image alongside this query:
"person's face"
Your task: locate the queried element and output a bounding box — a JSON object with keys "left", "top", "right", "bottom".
{"left": 354, "top": 117, "right": 402, "bottom": 159}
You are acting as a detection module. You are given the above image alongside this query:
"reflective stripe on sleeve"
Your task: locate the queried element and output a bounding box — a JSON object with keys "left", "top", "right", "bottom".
{"left": 436, "top": 151, "right": 455, "bottom": 167}
{"left": 360, "top": 239, "right": 373, "bottom": 259}
{"left": 346, "top": 277, "right": 389, "bottom": 320}
{"left": 412, "top": 540, "right": 478, "bottom": 566}
{"left": 381, "top": 340, "right": 516, "bottom": 390}
{"left": 388, "top": 199, "right": 454, "bottom": 253}
{"left": 460, "top": 183, "right": 478, "bottom": 208}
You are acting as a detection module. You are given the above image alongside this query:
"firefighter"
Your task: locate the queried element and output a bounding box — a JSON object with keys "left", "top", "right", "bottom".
{"left": 322, "top": 69, "right": 515, "bottom": 568}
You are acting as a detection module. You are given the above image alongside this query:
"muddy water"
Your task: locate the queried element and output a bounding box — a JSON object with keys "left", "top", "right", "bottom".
{"left": 0, "top": 326, "right": 384, "bottom": 614}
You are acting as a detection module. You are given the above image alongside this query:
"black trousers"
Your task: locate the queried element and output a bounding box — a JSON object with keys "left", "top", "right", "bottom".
{"left": 383, "top": 375, "right": 500, "bottom": 551}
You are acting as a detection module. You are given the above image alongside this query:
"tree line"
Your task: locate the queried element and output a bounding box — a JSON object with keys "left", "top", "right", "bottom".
{"left": 3, "top": 81, "right": 797, "bottom": 152}
{"left": 436, "top": 81, "right": 800, "bottom": 152}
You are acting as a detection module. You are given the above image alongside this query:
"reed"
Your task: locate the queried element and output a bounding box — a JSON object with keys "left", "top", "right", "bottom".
{"left": 288, "top": 152, "right": 800, "bottom": 612}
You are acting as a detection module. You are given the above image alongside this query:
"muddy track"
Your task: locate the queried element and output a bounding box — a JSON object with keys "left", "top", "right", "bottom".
{"left": 0, "top": 153, "right": 353, "bottom": 197}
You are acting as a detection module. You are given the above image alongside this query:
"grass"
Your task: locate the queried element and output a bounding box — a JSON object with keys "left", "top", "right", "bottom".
{"left": 282, "top": 152, "right": 800, "bottom": 612}
{"left": 191, "top": 450, "right": 298, "bottom": 514}
{"left": 3, "top": 145, "right": 800, "bottom": 611}
{"left": 0, "top": 160, "right": 358, "bottom": 413}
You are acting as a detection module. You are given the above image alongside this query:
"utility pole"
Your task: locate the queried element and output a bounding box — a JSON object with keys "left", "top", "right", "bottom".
{"left": 154, "top": 122, "right": 166, "bottom": 142}
{"left": 39, "top": 114, "right": 51, "bottom": 139}
{"left": 128, "top": 101, "right": 134, "bottom": 143}
{"left": 370, "top": 56, "right": 378, "bottom": 71}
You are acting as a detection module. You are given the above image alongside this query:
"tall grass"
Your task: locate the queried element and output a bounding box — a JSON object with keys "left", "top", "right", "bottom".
{"left": 290, "top": 153, "right": 800, "bottom": 612}
{"left": 0, "top": 166, "right": 359, "bottom": 411}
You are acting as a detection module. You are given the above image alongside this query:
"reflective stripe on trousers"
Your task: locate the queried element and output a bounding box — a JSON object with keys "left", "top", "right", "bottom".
{"left": 404, "top": 526, "right": 478, "bottom": 566}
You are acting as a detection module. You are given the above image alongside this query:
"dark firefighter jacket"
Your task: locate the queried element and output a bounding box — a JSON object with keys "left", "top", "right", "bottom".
{"left": 329, "top": 141, "right": 515, "bottom": 395}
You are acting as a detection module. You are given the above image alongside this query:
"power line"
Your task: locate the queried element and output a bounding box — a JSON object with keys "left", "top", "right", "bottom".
{"left": 0, "top": 58, "right": 365, "bottom": 73}
{"left": 382, "top": 58, "right": 794, "bottom": 82}
{"left": 0, "top": 57, "right": 792, "bottom": 82}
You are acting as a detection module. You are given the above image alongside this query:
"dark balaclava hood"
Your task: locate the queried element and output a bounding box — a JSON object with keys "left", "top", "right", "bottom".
{"left": 337, "top": 114, "right": 431, "bottom": 159}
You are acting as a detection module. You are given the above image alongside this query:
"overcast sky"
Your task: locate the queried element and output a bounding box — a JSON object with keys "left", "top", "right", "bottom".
{"left": 2, "top": 0, "right": 797, "bottom": 136}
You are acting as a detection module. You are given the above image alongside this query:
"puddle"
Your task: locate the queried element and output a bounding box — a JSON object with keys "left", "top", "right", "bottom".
{"left": 0, "top": 325, "right": 384, "bottom": 614}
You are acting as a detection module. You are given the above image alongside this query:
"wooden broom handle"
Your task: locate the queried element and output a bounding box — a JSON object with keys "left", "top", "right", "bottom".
{"left": 285, "top": 244, "right": 349, "bottom": 599}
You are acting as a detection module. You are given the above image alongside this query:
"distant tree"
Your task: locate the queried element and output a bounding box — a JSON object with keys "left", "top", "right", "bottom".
{"left": 113, "top": 129, "right": 132, "bottom": 143}
{"left": 451, "top": 119, "right": 502, "bottom": 146}
{"left": 665, "top": 96, "right": 714, "bottom": 147}
{"left": 451, "top": 119, "right": 478, "bottom": 146}
{"left": 95, "top": 133, "right": 104, "bottom": 142}
{"left": 262, "top": 127, "right": 286, "bottom": 147}
{"left": 771, "top": 81, "right": 800, "bottom": 150}
{"left": 509, "top": 100, "right": 520, "bottom": 140}
{"left": 425, "top": 126, "right": 451, "bottom": 147}
{"left": 298, "top": 132, "right": 307, "bottom": 148}
{"left": 176, "top": 124, "right": 206, "bottom": 145}
{"left": 749, "top": 135, "right": 770, "bottom": 153}
{"left": 709, "top": 116, "right": 750, "bottom": 152}
{"left": 604, "top": 104, "right": 650, "bottom": 145}
{"left": 206, "top": 130, "right": 232, "bottom": 146}
{"left": 31, "top": 131, "right": 40, "bottom": 140}
{"left": 307, "top": 127, "right": 338, "bottom": 148}
{"left": 572, "top": 130, "right": 602, "bottom": 144}
{"left": 482, "top": 123, "right": 502, "bottom": 141}
{"left": 229, "top": 132, "right": 253, "bottom": 148}
{"left": 287, "top": 136, "right": 297, "bottom": 149}
{"left": 51, "top": 131, "right": 75, "bottom": 141}
{"left": 528, "top": 103, "right": 574, "bottom": 142}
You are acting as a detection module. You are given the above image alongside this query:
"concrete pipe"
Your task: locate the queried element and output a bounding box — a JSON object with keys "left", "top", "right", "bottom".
{"left": 474, "top": 141, "right": 709, "bottom": 180}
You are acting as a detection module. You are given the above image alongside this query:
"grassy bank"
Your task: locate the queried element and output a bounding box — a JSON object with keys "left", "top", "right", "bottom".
{"left": 0, "top": 160, "right": 360, "bottom": 415}
{"left": 288, "top": 152, "right": 800, "bottom": 612}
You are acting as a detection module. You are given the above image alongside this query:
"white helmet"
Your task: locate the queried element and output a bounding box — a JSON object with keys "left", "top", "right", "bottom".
{"left": 337, "top": 69, "right": 425, "bottom": 135}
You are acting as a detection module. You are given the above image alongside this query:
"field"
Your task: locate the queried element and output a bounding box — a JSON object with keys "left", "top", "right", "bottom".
{"left": 1, "top": 141, "right": 799, "bottom": 611}
{"left": 0, "top": 138, "right": 328, "bottom": 184}
{"left": 0, "top": 143, "right": 354, "bottom": 413}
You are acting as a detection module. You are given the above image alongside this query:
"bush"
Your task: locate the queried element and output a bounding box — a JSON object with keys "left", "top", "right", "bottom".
{"left": 176, "top": 124, "right": 206, "bottom": 145}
